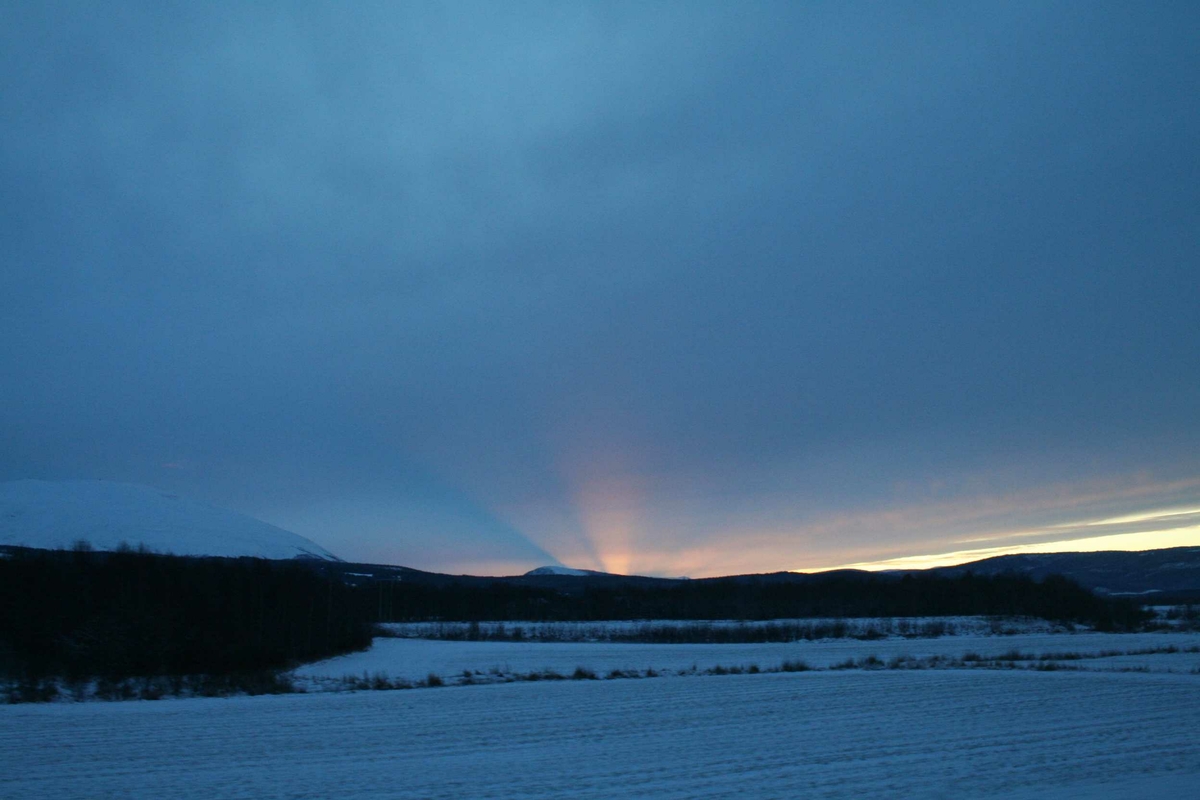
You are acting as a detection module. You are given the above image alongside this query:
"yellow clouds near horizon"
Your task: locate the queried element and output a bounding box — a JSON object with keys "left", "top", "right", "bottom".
{"left": 776, "top": 474, "right": 1200, "bottom": 573}
{"left": 799, "top": 522, "right": 1200, "bottom": 573}
{"left": 496, "top": 461, "right": 1200, "bottom": 578}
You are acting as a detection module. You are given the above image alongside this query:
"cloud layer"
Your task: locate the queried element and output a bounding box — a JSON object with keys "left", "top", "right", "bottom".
{"left": 3, "top": 2, "right": 1198, "bottom": 574}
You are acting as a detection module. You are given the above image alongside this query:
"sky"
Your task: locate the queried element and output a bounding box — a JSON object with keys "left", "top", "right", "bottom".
{"left": 2, "top": 1, "right": 1198, "bottom": 577}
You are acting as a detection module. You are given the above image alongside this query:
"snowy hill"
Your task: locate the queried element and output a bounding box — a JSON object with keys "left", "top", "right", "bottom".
{"left": 524, "top": 566, "right": 613, "bottom": 577}
{"left": 934, "top": 547, "right": 1200, "bottom": 596}
{"left": 0, "top": 480, "right": 339, "bottom": 561}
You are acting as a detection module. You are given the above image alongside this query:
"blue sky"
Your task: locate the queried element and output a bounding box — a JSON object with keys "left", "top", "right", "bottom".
{"left": 2, "top": 2, "right": 1198, "bottom": 575}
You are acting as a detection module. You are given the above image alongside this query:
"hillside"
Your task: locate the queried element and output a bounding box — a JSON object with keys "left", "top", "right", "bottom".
{"left": 0, "top": 480, "right": 339, "bottom": 561}
{"left": 525, "top": 566, "right": 609, "bottom": 577}
{"left": 314, "top": 547, "right": 1200, "bottom": 600}
{"left": 932, "top": 547, "right": 1200, "bottom": 597}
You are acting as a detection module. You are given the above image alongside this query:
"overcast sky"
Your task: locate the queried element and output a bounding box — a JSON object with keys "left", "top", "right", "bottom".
{"left": 3, "top": 1, "right": 1198, "bottom": 576}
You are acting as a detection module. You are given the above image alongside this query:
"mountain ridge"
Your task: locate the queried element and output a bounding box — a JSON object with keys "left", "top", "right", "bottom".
{"left": 932, "top": 546, "right": 1200, "bottom": 596}
{"left": 0, "top": 479, "right": 339, "bottom": 561}
{"left": 4, "top": 479, "right": 1197, "bottom": 597}
{"left": 311, "top": 548, "right": 1200, "bottom": 600}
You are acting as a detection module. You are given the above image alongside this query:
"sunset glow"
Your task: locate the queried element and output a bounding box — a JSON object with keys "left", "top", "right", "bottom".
{"left": 801, "top": 525, "right": 1200, "bottom": 573}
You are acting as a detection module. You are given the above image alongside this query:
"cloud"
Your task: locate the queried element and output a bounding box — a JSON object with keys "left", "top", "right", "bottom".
{"left": 817, "top": 525, "right": 1200, "bottom": 574}
{"left": 2, "top": 2, "right": 1199, "bottom": 573}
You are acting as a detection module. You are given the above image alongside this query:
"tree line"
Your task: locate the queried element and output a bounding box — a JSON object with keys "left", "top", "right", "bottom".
{"left": 365, "top": 569, "right": 1147, "bottom": 629}
{"left": 0, "top": 546, "right": 372, "bottom": 684}
{"left": 0, "top": 547, "right": 1146, "bottom": 688}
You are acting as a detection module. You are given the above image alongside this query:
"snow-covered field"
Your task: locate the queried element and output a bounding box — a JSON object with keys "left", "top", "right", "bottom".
{"left": 4, "top": 668, "right": 1198, "bottom": 798}
{"left": 296, "top": 630, "right": 1200, "bottom": 687}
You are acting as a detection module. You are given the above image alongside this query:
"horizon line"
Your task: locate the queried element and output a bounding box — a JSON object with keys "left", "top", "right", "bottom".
{"left": 794, "top": 525, "right": 1200, "bottom": 574}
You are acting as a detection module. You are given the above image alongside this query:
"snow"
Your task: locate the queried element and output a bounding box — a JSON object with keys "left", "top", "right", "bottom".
{"left": 524, "top": 565, "right": 606, "bottom": 576}
{"left": 297, "top": 631, "right": 1200, "bottom": 685}
{"left": 4, "top": 669, "right": 1199, "bottom": 798}
{"left": 0, "top": 480, "right": 338, "bottom": 560}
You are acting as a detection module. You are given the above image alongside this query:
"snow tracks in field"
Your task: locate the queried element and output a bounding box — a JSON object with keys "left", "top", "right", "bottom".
{"left": 4, "top": 670, "right": 1199, "bottom": 798}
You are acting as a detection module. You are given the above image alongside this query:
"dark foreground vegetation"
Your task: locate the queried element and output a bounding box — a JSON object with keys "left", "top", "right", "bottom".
{"left": 365, "top": 570, "right": 1148, "bottom": 630}
{"left": 0, "top": 546, "right": 1148, "bottom": 702}
{"left": 0, "top": 546, "right": 372, "bottom": 701}
{"left": 390, "top": 618, "right": 972, "bottom": 643}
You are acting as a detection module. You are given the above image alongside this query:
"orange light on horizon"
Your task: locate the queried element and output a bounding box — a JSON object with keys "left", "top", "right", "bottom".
{"left": 501, "top": 457, "right": 1200, "bottom": 580}
{"left": 571, "top": 478, "right": 641, "bottom": 576}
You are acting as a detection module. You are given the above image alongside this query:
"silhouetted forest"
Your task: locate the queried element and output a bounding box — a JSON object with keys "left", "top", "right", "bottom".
{"left": 0, "top": 548, "right": 1146, "bottom": 691}
{"left": 368, "top": 571, "right": 1147, "bottom": 629}
{"left": 0, "top": 546, "right": 371, "bottom": 685}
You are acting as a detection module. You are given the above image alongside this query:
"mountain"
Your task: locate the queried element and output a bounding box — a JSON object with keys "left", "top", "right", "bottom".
{"left": 308, "top": 548, "right": 1200, "bottom": 598}
{"left": 524, "top": 566, "right": 613, "bottom": 577}
{"left": 0, "top": 479, "right": 339, "bottom": 561}
{"left": 932, "top": 547, "right": 1200, "bottom": 597}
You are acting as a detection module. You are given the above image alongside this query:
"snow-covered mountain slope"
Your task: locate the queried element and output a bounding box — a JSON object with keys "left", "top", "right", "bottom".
{"left": 0, "top": 480, "right": 339, "bottom": 561}
{"left": 524, "top": 565, "right": 610, "bottom": 577}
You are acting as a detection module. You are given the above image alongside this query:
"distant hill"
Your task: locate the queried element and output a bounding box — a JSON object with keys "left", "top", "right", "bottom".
{"left": 513, "top": 550, "right": 1200, "bottom": 598}
{"left": 932, "top": 547, "right": 1200, "bottom": 597}
{"left": 311, "top": 547, "right": 1200, "bottom": 604}
{"left": 0, "top": 480, "right": 339, "bottom": 561}
{"left": 525, "top": 566, "right": 612, "bottom": 577}
{"left": 9, "top": 482, "right": 1190, "bottom": 600}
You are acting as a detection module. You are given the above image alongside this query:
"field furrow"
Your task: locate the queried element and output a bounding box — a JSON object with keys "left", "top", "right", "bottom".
{"left": 3, "top": 670, "right": 1198, "bottom": 799}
